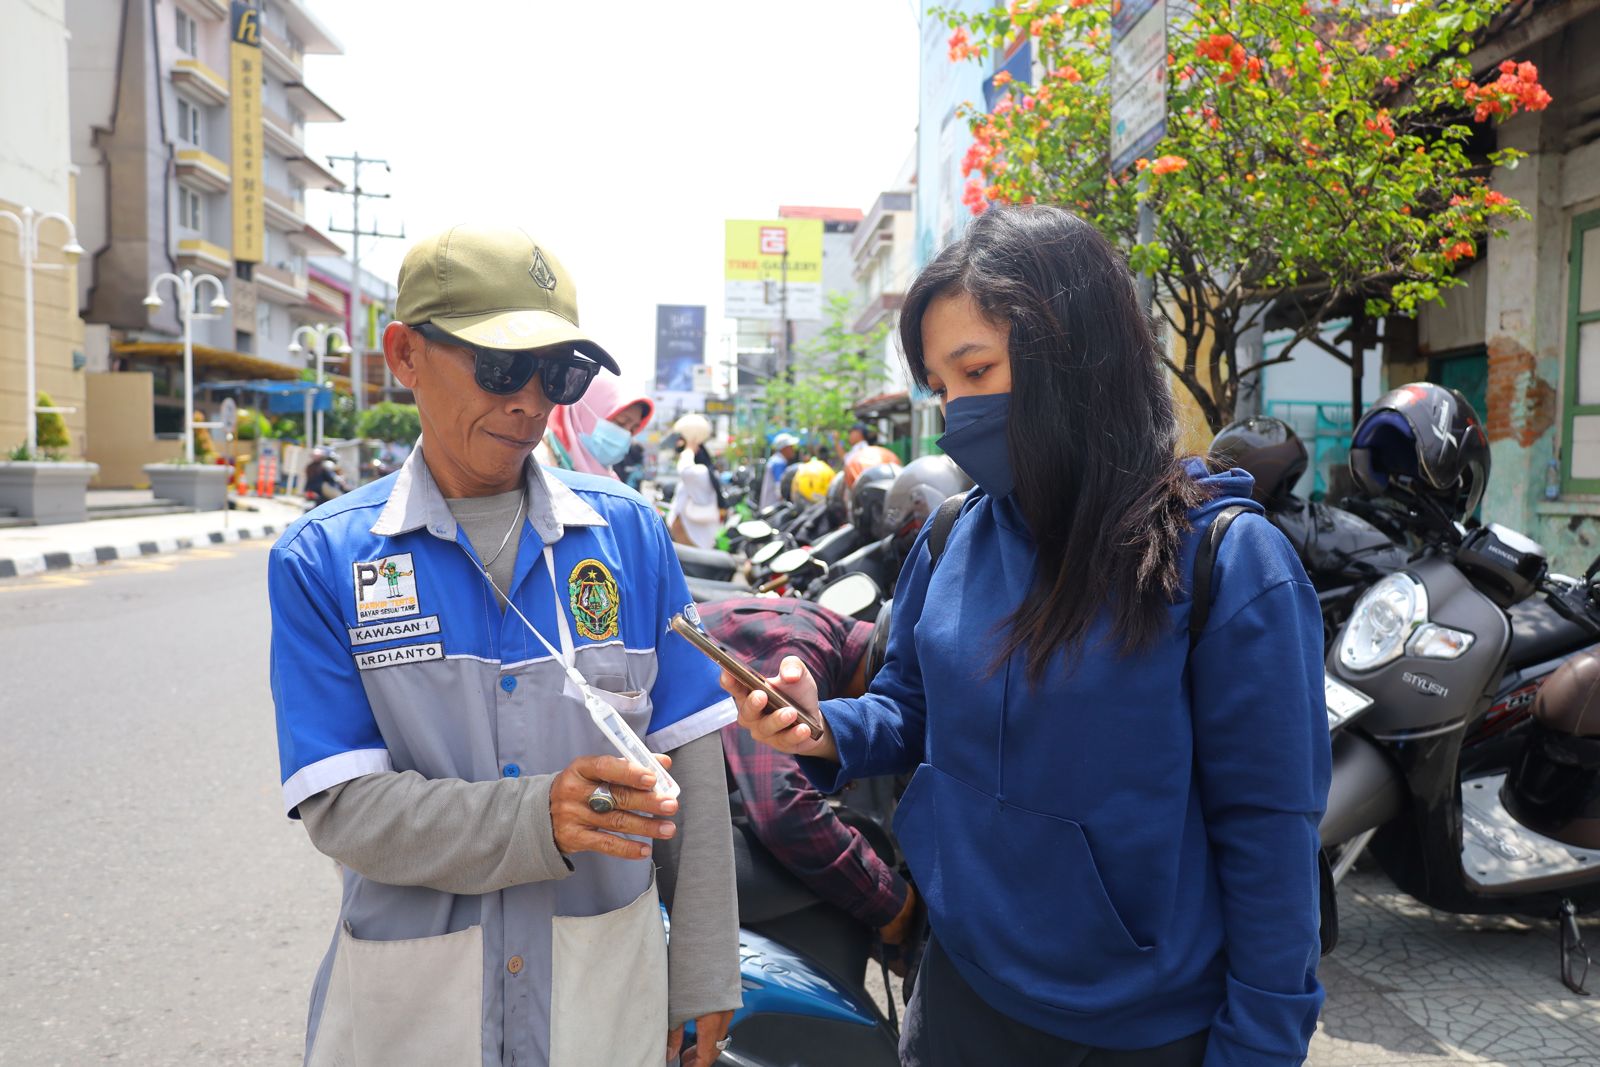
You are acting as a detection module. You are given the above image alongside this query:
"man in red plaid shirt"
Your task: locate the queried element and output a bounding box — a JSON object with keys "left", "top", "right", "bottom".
{"left": 699, "top": 598, "right": 918, "bottom": 964}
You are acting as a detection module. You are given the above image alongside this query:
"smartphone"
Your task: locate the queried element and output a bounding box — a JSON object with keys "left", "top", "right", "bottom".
{"left": 668, "top": 612, "right": 827, "bottom": 736}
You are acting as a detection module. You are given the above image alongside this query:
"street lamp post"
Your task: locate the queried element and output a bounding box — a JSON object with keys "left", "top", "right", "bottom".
{"left": 288, "top": 323, "right": 351, "bottom": 451}
{"left": 142, "top": 270, "right": 230, "bottom": 463}
{"left": 0, "top": 206, "right": 85, "bottom": 455}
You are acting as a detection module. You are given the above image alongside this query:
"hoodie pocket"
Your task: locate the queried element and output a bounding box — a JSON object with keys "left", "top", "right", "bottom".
{"left": 307, "top": 923, "right": 482, "bottom": 1067}
{"left": 896, "top": 763, "right": 1156, "bottom": 1016}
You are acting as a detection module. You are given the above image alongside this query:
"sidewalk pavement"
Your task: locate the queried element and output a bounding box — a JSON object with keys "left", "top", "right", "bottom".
{"left": 0, "top": 496, "right": 307, "bottom": 579}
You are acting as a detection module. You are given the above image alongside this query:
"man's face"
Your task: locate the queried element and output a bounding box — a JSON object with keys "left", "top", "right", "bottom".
{"left": 848, "top": 429, "right": 865, "bottom": 446}
{"left": 384, "top": 323, "right": 555, "bottom": 495}
{"left": 780, "top": 445, "right": 796, "bottom": 461}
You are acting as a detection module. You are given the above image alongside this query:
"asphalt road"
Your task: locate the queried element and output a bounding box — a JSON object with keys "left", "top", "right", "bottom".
{"left": 2, "top": 544, "right": 1597, "bottom": 1066}
{"left": 0, "top": 542, "right": 335, "bottom": 1065}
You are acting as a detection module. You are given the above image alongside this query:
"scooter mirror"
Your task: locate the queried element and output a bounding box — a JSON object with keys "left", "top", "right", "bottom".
{"left": 738, "top": 520, "right": 775, "bottom": 540}
{"left": 751, "top": 540, "right": 786, "bottom": 567}
{"left": 815, "top": 573, "right": 881, "bottom": 620}
{"left": 770, "top": 548, "right": 817, "bottom": 575}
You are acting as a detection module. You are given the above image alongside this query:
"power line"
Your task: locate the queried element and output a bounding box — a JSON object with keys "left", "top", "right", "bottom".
{"left": 327, "top": 151, "right": 404, "bottom": 413}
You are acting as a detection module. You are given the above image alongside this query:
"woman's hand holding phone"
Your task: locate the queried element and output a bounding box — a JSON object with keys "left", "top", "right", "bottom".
{"left": 719, "top": 657, "right": 839, "bottom": 763}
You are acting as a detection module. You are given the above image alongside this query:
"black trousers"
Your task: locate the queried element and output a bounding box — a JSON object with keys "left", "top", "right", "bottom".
{"left": 901, "top": 937, "right": 1210, "bottom": 1067}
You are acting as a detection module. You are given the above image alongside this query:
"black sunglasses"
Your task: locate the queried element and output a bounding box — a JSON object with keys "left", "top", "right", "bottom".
{"left": 411, "top": 322, "right": 600, "bottom": 405}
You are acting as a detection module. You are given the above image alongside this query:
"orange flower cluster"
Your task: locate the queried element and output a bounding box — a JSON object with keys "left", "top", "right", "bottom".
{"left": 949, "top": 27, "right": 973, "bottom": 62}
{"left": 1440, "top": 238, "right": 1476, "bottom": 263}
{"left": 1363, "top": 109, "right": 1395, "bottom": 141}
{"left": 1462, "top": 60, "right": 1552, "bottom": 123}
{"left": 1053, "top": 65, "right": 1083, "bottom": 84}
{"left": 1151, "top": 155, "right": 1189, "bottom": 175}
{"left": 1198, "top": 33, "right": 1251, "bottom": 83}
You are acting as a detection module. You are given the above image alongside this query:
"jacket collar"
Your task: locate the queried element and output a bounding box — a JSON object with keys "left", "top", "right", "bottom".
{"left": 370, "top": 442, "right": 606, "bottom": 543}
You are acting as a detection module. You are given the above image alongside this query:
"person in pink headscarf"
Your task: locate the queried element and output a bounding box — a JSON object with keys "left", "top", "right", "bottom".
{"left": 535, "top": 374, "right": 655, "bottom": 479}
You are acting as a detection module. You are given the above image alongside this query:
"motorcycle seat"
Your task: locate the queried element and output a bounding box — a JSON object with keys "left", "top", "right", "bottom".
{"left": 685, "top": 575, "right": 753, "bottom": 604}
{"left": 1508, "top": 597, "right": 1597, "bottom": 669}
{"left": 673, "top": 542, "right": 742, "bottom": 580}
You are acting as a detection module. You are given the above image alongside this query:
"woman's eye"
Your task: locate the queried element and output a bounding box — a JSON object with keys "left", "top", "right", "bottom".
{"left": 967, "top": 366, "right": 989, "bottom": 381}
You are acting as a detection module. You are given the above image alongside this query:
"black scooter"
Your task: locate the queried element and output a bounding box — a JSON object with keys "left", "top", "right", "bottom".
{"left": 1320, "top": 507, "right": 1600, "bottom": 992}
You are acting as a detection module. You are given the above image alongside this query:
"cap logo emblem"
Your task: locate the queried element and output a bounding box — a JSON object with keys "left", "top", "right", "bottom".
{"left": 530, "top": 248, "right": 558, "bottom": 291}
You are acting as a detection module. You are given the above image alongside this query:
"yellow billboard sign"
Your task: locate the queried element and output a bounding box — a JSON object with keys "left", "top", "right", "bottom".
{"left": 724, "top": 218, "right": 823, "bottom": 321}
{"left": 230, "top": 1, "right": 263, "bottom": 263}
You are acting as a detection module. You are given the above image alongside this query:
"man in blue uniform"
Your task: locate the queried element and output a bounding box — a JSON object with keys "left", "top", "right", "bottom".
{"left": 269, "top": 225, "right": 740, "bottom": 1067}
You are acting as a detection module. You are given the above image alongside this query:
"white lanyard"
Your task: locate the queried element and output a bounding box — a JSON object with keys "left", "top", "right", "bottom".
{"left": 476, "top": 543, "right": 584, "bottom": 684}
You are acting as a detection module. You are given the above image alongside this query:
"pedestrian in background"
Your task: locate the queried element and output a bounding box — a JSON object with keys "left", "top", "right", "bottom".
{"left": 268, "top": 225, "right": 739, "bottom": 1067}
{"left": 667, "top": 413, "right": 721, "bottom": 548}
{"left": 535, "top": 372, "right": 654, "bottom": 479}
{"left": 725, "top": 205, "right": 1329, "bottom": 1066}
{"left": 759, "top": 432, "right": 798, "bottom": 508}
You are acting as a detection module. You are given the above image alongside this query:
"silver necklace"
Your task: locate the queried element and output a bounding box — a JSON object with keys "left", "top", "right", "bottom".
{"left": 480, "top": 488, "right": 527, "bottom": 570}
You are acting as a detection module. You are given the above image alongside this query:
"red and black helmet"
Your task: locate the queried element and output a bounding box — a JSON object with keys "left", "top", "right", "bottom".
{"left": 1349, "top": 383, "right": 1490, "bottom": 520}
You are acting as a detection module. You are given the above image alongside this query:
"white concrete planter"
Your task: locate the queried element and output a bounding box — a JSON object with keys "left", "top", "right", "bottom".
{"left": 143, "top": 463, "right": 231, "bottom": 511}
{"left": 0, "top": 461, "right": 100, "bottom": 525}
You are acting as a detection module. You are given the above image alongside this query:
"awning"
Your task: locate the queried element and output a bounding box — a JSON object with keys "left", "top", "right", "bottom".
{"left": 112, "top": 342, "right": 381, "bottom": 398}
{"left": 199, "top": 379, "right": 334, "bottom": 413}
{"left": 853, "top": 390, "right": 910, "bottom": 418}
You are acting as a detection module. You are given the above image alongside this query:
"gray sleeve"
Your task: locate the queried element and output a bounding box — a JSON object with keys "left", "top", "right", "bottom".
{"left": 298, "top": 770, "right": 574, "bottom": 896}
{"left": 654, "top": 732, "right": 743, "bottom": 1030}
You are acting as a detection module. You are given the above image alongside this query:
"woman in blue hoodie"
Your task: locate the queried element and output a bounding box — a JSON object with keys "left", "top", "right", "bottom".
{"left": 723, "top": 205, "right": 1331, "bottom": 1066}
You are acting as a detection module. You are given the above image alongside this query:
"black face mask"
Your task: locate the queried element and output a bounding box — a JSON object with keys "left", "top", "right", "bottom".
{"left": 938, "top": 393, "right": 1013, "bottom": 498}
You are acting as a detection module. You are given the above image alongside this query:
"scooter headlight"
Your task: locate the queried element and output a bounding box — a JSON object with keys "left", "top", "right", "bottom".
{"left": 1340, "top": 573, "right": 1429, "bottom": 672}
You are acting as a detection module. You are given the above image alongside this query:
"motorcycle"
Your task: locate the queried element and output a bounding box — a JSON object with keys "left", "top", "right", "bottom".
{"left": 1321, "top": 515, "right": 1600, "bottom": 993}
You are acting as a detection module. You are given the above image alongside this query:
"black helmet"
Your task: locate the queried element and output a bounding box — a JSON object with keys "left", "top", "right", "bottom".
{"left": 825, "top": 472, "right": 849, "bottom": 526}
{"left": 1349, "top": 383, "right": 1490, "bottom": 520}
{"left": 778, "top": 462, "right": 799, "bottom": 505}
{"left": 1210, "top": 416, "right": 1308, "bottom": 505}
{"left": 1502, "top": 648, "right": 1600, "bottom": 849}
{"left": 848, "top": 462, "right": 901, "bottom": 538}
{"left": 881, "top": 455, "right": 975, "bottom": 549}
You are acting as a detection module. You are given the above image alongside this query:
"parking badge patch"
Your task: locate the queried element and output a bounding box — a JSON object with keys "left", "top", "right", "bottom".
{"left": 349, "top": 615, "right": 441, "bottom": 647}
{"left": 353, "top": 553, "right": 420, "bottom": 623}
{"left": 355, "top": 641, "right": 444, "bottom": 671}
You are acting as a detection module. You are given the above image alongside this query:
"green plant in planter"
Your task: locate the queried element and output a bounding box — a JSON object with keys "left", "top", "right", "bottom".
{"left": 235, "top": 407, "right": 271, "bottom": 441}
{"left": 36, "top": 392, "right": 71, "bottom": 460}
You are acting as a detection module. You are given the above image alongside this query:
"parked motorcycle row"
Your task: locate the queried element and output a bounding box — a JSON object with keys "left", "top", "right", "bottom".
{"left": 689, "top": 382, "right": 1600, "bottom": 1065}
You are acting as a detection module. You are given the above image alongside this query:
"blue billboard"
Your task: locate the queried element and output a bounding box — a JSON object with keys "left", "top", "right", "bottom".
{"left": 654, "top": 305, "right": 706, "bottom": 394}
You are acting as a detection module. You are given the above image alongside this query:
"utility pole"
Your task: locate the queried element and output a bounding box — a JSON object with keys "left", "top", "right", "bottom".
{"left": 327, "top": 151, "right": 404, "bottom": 416}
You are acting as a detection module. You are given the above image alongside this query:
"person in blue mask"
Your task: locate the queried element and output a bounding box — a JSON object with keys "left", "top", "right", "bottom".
{"left": 722, "top": 205, "right": 1330, "bottom": 1066}
{"left": 536, "top": 373, "right": 654, "bottom": 479}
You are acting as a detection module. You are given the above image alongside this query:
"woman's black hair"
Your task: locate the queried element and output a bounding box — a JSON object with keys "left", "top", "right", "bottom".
{"left": 899, "top": 205, "right": 1207, "bottom": 685}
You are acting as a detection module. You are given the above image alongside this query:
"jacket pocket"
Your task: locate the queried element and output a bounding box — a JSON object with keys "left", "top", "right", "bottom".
{"left": 896, "top": 763, "right": 1156, "bottom": 1016}
{"left": 549, "top": 874, "right": 667, "bottom": 1067}
{"left": 307, "top": 923, "right": 482, "bottom": 1067}
{"left": 587, "top": 685, "right": 652, "bottom": 741}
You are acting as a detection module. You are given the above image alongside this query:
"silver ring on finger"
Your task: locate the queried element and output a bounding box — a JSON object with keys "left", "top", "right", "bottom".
{"left": 587, "top": 784, "right": 617, "bottom": 814}
{"left": 715, "top": 1035, "right": 732, "bottom": 1052}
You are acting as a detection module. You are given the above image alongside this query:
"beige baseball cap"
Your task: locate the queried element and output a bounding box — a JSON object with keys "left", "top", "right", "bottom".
{"left": 394, "top": 225, "right": 620, "bottom": 373}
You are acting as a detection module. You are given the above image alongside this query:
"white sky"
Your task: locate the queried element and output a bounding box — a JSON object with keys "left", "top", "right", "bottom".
{"left": 301, "top": 0, "right": 923, "bottom": 385}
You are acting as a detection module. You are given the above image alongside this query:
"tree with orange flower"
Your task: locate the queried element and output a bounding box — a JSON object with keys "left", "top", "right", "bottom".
{"left": 938, "top": 0, "right": 1550, "bottom": 430}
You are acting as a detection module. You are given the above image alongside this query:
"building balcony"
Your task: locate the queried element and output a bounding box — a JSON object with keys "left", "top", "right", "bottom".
{"left": 175, "top": 238, "right": 233, "bottom": 274}
{"left": 286, "top": 154, "right": 344, "bottom": 192}
{"left": 174, "top": 148, "right": 231, "bottom": 194}
{"left": 853, "top": 292, "right": 905, "bottom": 335}
{"left": 289, "top": 223, "right": 345, "bottom": 258}
{"left": 282, "top": 0, "right": 343, "bottom": 56}
{"left": 259, "top": 24, "right": 302, "bottom": 80}
{"left": 286, "top": 82, "right": 343, "bottom": 123}
{"left": 851, "top": 190, "right": 913, "bottom": 263}
{"left": 191, "top": 0, "right": 228, "bottom": 19}
{"left": 263, "top": 186, "right": 306, "bottom": 231}
{"left": 170, "top": 58, "right": 229, "bottom": 106}
{"left": 262, "top": 104, "right": 301, "bottom": 156}
{"left": 256, "top": 262, "right": 309, "bottom": 305}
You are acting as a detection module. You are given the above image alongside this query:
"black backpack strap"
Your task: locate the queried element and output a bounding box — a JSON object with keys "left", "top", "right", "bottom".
{"left": 927, "top": 491, "right": 971, "bottom": 570}
{"left": 1189, "top": 505, "right": 1249, "bottom": 650}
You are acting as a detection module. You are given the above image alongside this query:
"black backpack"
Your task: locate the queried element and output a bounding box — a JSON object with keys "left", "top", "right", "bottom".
{"left": 925, "top": 494, "right": 1338, "bottom": 955}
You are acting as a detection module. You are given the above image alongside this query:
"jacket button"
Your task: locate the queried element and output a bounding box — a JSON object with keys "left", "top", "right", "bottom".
{"left": 503, "top": 763, "right": 521, "bottom": 778}
{"left": 507, "top": 955, "right": 524, "bottom": 975}
{"left": 500, "top": 676, "right": 518, "bottom": 693}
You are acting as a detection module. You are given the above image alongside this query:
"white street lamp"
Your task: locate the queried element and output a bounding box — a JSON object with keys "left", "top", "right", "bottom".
{"left": 288, "top": 323, "right": 351, "bottom": 451}
{"left": 0, "top": 205, "right": 85, "bottom": 456}
{"left": 142, "top": 269, "right": 229, "bottom": 463}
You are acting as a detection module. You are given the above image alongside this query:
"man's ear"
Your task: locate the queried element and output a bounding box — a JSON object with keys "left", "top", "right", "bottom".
{"left": 384, "top": 322, "right": 423, "bottom": 389}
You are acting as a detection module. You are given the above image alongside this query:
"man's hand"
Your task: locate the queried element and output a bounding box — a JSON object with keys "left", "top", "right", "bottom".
{"left": 719, "top": 657, "right": 839, "bottom": 762}
{"left": 666, "top": 1009, "right": 736, "bottom": 1065}
{"left": 550, "top": 754, "right": 677, "bottom": 860}
{"left": 878, "top": 883, "right": 920, "bottom": 978}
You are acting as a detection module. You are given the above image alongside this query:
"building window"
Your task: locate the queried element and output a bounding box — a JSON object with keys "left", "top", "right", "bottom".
{"left": 177, "top": 97, "right": 202, "bottom": 147}
{"left": 257, "top": 303, "right": 274, "bottom": 343}
{"left": 1563, "top": 208, "right": 1600, "bottom": 492}
{"left": 178, "top": 186, "right": 204, "bottom": 232}
{"left": 175, "top": 7, "right": 197, "bottom": 56}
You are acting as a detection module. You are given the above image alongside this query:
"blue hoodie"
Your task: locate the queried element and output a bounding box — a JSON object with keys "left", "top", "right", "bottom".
{"left": 804, "top": 464, "right": 1331, "bottom": 1064}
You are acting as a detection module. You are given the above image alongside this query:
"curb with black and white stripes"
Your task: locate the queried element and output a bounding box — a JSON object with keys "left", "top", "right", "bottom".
{"left": 0, "top": 523, "right": 282, "bottom": 580}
